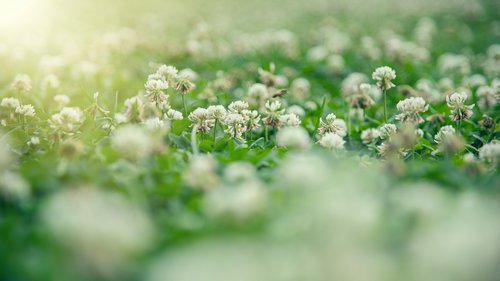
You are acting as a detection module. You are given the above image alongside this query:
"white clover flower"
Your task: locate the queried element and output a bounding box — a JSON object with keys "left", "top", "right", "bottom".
{"left": 28, "top": 136, "right": 40, "bottom": 147}
{"left": 49, "top": 107, "right": 84, "bottom": 134}
{"left": 204, "top": 180, "right": 267, "bottom": 221}
{"left": 345, "top": 83, "right": 375, "bottom": 109}
{"left": 223, "top": 113, "right": 246, "bottom": 140}
{"left": 306, "top": 45, "right": 328, "bottom": 62}
{"left": 360, "top": 83, "right": 382, "bottom": 101}
{"left": 156, "top": 64, "right": 178, "bottom": 81}
{"left": 264, "top": 100, "right": 282, "bottom": 112}
{"left": 247, "top": 83, "right": 270, "bottom": 102}
{"left": 42, "top": 187, "right": 154, "bottom": 276}
{"left": 178, "top": 68, "right": 198, "bottom": 81}
{"left": 318, "top": 133, "right": 345, "bottom": 150}
{"left": 438, "top": 53, "right": 470, "bottom": 75}
{"left": 10, "top": 74, "right": 32, "bottom": 92}
{"left": 434, "top": 125, "right": 456, "bottom": 144}
{"left": 277, "top": 153, "right": 330, "bottom": 188}
{"left": 287, "top": 105, "right": 305, "bottom": 117}
{"left": 242, "top": 109, "right": 261, "bottom": 131}
{"left": 446, "top": 92, "right": 474, "bottom": 121}
{"left": 42, "top": 74, "right": 60, "bottom": 90}
{"left": 476, "top": 85, "right": 497, "bottom": 110}
{"left": 279, "top": 113, "right": 301, "bottom": 128}
{"left": 327, "top": 54, "right": 345, "bottom": 73}
{"left": 379, "top": 123, "right": 397, "bottom": 139}
{"left": 183, "top": 154, "right": 219, "bottom": 191}
{"left": 175, "top": 77, "right": 195, "bottom": 95}
{"left": 395, "top": 97, "right": 428, "bottom": 124}
{"left": 361, "top": 128, "right": 381, "bottom": 144}
{"left": 341, "top": 72, "right": 368, "bottom": 97}
{"left": 165, "top": 109, "right": 183, "bottom": 121}
{"left": 290, "top": 78, "right": 311, "bottom": 101}
{"left": 1, "top": 97, "right": 20, "bottom": 109}
{"left": 111, "top": 125, "right": 155, "bottom": 161}
{"left": 207, "top": 105, "right": 227, "bottom": 120}
{"left": 276, "top": 126, "right": 310, "bottom": 150}
{"left": 189, "top": 107, "right": 215, "bottom": 134}
{"left": 143, "top": 117, "right": 169, "bottom": 132}
{"left": 224, "top": 162, "right": 256, "bottom": 184}
{"left": 463, "top": 74, "right": 487, "bottom": 89}
{"left": 53, "top": 94, "right": 70, "bottom": 107}
{"left": 145, "top": 74, "right": 169, "bottom": 91}
{"left": 263, "top": 100, "right": 284, "bottom": 127}
{"left": 15, "top": 104, "right": 36, "bottom": 117}
{"left": 372, "top": 66, "right": 396, "bottom": 90}
{"left": 228, "top": 100, "right": 249, "bottom": 113}
{"left": 0, "top": 171, "right": 30, "bottom": 200}
{"left": 479, "top": 142, "right": 500, "bottom": 165}
{"left": 318, "top": 113, "right": 346, "bottom": 137}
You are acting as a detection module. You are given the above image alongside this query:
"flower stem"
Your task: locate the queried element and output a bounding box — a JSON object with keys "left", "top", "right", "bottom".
{"left": 383, "top": 89, "right": 388, "bottom": 123}
{"left": 182, "top": 95, "right": 188, "bottom": 117}
{"left": 212, "top": 119, "right": 218, "bottom": 150}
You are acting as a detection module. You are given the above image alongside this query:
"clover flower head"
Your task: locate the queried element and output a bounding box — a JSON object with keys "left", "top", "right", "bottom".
{"left": 434, "top": 125, "right": 456, "bottom": 144}
{"left": 156, "top": 64, "right": 178, "bottom": 81}
{"left": 279, "top": 113, "right": 301, "bottom": 128}
{"left": 318, "top": 113, "right": 346, "bottom": 137}
{"left": 276, "top": 127, "right": 310, "bottom": 150}
{"left": 111, "top": 124, "right": 155, "bottom": 161}
{"left": 479, "top": 142, "right": 500, "bottom": 165}
{"left": 54, "top": 95, "right": 70, "bottom": 107}
{"left": 395, "top": 96, "right": 428, "bottom": 124}
{"left": 446, "top": 92, "right": 474, "bottom": 121}
{"left": 379, "top": 123, "right": 397, "bottom": 140}
{"left": 11, "top": 74, "right": 32, "bottom": 92}
{"left": 318, "top": 133, "right": 345, "bottom": 150}
{"left": 223, "top": 113, "right": 246, "bottom": 140}
{"left": 165, "top": 109, "right": 183, "bottom": 121}
{"left": 183, "top": 154, "right": 219, "bottom": 191}
{"left": 189, "top": 107, "right": 214, "bottom": 133}
{"left": 1, "top": 97, "right": 20, "bottom": 109}
{"left": 228, "top": 100, "right": 249, "bottom": 113}
{"left": 207, "top": 105, "right": 227, "bottom": 120}
{"left": 15, "top": 104, "right": 36, "bottom": 117}
{"left": 361, "top": 128, "right": 381, "bottom": 144}
{"left": 372, "top": 66, "right": 396, "bottom": 90}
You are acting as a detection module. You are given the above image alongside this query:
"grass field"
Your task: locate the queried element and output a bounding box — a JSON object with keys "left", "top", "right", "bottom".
{"left": 1, "top": 0, "right": 500, "bottom": 280}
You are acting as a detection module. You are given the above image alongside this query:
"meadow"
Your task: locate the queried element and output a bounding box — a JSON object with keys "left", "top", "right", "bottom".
{"left": 0, "top": 0, "right": 499, "bottom": 280}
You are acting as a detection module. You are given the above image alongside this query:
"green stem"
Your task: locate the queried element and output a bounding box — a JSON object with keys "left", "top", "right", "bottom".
{"left": 182, "top": 95, "right": 188, "bottom": 117}
{"left": 383, "top": 89, "right": 387, "bottom": 123}
{"left": 347, "top": 107, "right": 352, "bottom": 142}
{"left": 212, "top": 119, "right": 218, "bottom": 150}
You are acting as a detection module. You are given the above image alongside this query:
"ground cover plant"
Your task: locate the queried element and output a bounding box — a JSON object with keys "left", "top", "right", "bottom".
{"left": 0, "top": 0, "right": 500, "bottom": 280}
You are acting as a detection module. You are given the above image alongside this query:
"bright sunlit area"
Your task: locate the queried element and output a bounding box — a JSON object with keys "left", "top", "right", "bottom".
{"left": 1, "top": 0, "right": 499, "bottom": 281}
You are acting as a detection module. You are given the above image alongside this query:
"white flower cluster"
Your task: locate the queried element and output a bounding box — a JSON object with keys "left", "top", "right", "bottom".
{"left": 446, "top": 92, "right": 474, "bottom": 121}
{"left": 479, "top": 142, "right": 500, "bottom": 165}
{"left": 276, "top": 127, "right": 310, "bottom": 150}
{"left": 318, "top": 113, "right": 347, "bottom": 137}
{"left": 183, "top": 154, "right": 219, "bottom": 191}
{"left": 395, "top": 97, "right": 428, "bottom": 124}
{"left": 42, "top": 187, "right": 154, "bottom": 276}
{"left": 434, "top": 125, "right": 456, "bottom": 144}
{"left": 1, "top": 97, "right": 36, "bottom": 123}
{"left": 372, "top": 66, "right": 396, "bottom": 90}
{"left": 48, "top": 107, "right": 84, "bottom": 136}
